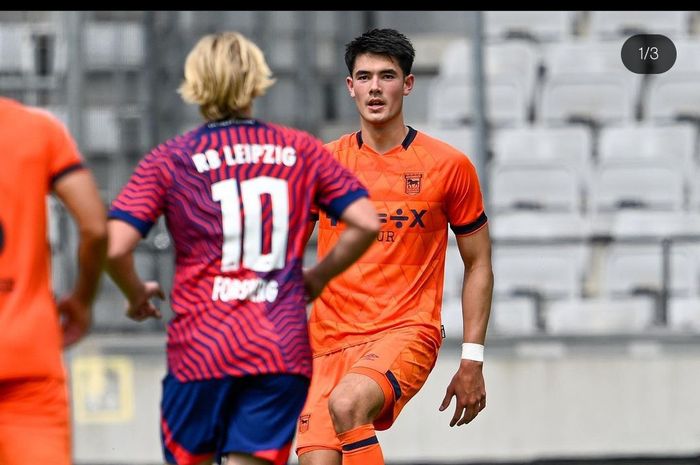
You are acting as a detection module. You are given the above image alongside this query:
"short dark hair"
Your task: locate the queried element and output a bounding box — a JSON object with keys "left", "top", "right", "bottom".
{"left": 344, "top": 28, "right": 415, "bottom": 77}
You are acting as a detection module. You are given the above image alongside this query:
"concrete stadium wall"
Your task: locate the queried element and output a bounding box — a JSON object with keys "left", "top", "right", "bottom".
{"left": 68, "top": 335, "right": 700, "bottom": 464}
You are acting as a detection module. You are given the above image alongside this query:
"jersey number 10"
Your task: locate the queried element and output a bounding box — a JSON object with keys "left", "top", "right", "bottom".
{"left": 212, "top": 177, "right": 288, "bottom": 273}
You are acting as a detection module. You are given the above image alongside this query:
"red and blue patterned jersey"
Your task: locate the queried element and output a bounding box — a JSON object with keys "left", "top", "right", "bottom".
{"left": 109, "top": 119, "right": 367, "bottom": 381}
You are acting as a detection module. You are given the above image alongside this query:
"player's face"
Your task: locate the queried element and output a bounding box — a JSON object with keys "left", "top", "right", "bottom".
{"left": 347, "top": 53, "right": 414, "bottom": 126}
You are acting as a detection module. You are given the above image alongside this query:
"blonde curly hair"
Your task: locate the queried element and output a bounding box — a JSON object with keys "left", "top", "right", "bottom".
{"left": 178, "top": 31, "right": 276, "bottom": 121}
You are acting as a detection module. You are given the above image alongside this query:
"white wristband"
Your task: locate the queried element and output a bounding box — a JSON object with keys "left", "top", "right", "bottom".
{"left": 461, "top": 343, "right": 484, "bottom": 362}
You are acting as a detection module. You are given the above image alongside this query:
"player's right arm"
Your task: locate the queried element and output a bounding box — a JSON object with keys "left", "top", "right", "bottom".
{"left": 303, "top": 197, "right": 378, "bottom": 301}
{"left": 105, "top": 220, "right": 165, "bottom": 321}
{"left": 53, "top": 169, "right": 108, "bottom": 347}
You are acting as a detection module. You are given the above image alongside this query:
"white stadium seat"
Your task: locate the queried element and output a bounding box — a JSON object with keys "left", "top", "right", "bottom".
{"left": 546, "top": 296, "right": 656, "bottom": 334}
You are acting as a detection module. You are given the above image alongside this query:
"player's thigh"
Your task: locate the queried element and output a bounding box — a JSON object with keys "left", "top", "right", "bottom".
{"left": 222, "top": 374, "right": 309, "bottom": 465}
{"left": 329, "top": 371, "right": 385, "bottom": 422}
{"left": 296, "top": 348, "right": 359, "bottom": 454}
{"left": 0, "top": 378, "right": 70, "bottom": 465}
{"left": 349, "top": 328, "right": 440, "bottom": 430}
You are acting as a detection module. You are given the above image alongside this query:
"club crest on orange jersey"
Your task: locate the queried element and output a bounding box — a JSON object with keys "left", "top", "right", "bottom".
{"left": 404, "top": 173, "right": 423, "bottom": 195}
{"left": 299, "top": 414, "right": 310, "bottom": 433}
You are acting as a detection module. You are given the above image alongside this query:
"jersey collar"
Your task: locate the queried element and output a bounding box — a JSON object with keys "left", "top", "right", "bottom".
{"left": 356, "top": 126, "right": 417, "bottom": 152}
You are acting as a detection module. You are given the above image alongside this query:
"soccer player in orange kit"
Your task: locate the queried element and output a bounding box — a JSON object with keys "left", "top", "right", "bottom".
{"left": 0, "top": 97, "right": 107, "bottom": 465}
{"left": 296, "top": 29, "right": 494, "bottom": 465}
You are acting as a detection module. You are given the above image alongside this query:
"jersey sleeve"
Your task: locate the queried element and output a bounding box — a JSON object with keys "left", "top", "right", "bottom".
{"left": 44, "top": 112, "right": 84, "bottom": 186}
{"left": 308, "top": 137, "right": 367, "bottom": 221}
{"left": 108, "top": 148, "right": 171, "bottom": 237}
{"left": 446, "top": 155, "right": 488, "bottom": 236}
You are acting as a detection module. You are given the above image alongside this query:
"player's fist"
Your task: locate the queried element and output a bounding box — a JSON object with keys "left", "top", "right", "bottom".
{"left": 58, "top": 294, "right": 92, "bottom": 348}
{"left": 126, "top": 281, "right": 165, "bottom": 321}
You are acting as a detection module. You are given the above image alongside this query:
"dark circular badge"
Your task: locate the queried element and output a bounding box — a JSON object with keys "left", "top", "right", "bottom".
{"left": 621, "top": 34, "right": 676, "bottom": 74}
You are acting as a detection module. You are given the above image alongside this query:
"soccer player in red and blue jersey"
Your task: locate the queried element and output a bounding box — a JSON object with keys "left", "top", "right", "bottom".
{"left": 105, "top": 32, "right": 379, "bottom": 465}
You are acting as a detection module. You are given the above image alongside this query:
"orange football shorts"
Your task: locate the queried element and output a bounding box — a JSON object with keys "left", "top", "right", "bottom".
{"left": 0, "top": 377, "right": 71, "bottom": 465}
{"left": 296, "top": 327, "right": 439, "bottom": 456}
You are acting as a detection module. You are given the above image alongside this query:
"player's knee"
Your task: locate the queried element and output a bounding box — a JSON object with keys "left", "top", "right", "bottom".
{"left": 328, "top": 387, "right": 369, "bottom": 429}
{"left": 328, "top": 389, "right": 356, "bottom": 423}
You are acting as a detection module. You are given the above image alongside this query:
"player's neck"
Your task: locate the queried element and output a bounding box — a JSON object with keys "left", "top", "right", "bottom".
{"left": 359, "top": 118, "right": 408, "bottom": 154}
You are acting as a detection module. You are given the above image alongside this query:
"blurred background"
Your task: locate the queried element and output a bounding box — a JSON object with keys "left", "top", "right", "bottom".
{"left": 2, "top": 10, "right": 700, "bottom": 465}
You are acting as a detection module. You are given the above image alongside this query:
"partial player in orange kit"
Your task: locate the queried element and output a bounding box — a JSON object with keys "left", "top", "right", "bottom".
{"left": 0, "top": 96, "right": 107, "bottom": 465}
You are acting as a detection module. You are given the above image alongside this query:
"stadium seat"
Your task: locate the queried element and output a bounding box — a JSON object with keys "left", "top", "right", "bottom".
{"left": 0, "top": 24, "right": 34, "bottom": 73}
{"left": 427, "top": 76, "right": 528, "bottom": 127}
{"left": 610, "top": 211, "right": 700, "bottom": 240}
{"left": 599, "top": 244, "right": 662, "bottom": 297}
{"left": 492, "top": 244, "right": 589, "bottom": 299}
{"left": 484, "top": 11, "right": 574, "bottom": 42}
{"left": 427, "top": 39, "right": 539, "bottom": 127}
{"left": 411, "top": 124, "right": 474, "bottom": 155}
{"left": 545, "top": 296, "right": 656, "bottom": 334}
{"left": 647, "top": 80, "right": 700, "bottom": 122}
{"left": 600, "top": 240, "right": 700, "bottom": 298}
{"left": 691, "top": 174, "right": 700, "bottom": 211}
{"left": 488, "top": 296, "right": 539, "bottom": 336}
{"left": 540, "top": 75, "right": 636, "bottom": 125}
{"left": 590, "top": 163, "right": 685, "bottom": 212}
{"left": 490, "top": 211, "right": 590, "bottom": 241}
{"left": 598, "top": 123, "right": 696, "bottom": 181}
{"left": 84, "top": 21, "right": 144, "bottom": 69}
{"left": 670, "top": 243, "right": 700, "bottom": 297}
{"left": 668, "top": 297, "right": 700, "bottom": 332}
{"left": 490, "top": 164, "right": 583, "bottom": 213}
{"left": 539, "top": 40, "right": 641, "bottom": 125}
{"left": 646, "top": 39, "right": 700, "bottom": 121}
{"left": 439, "top": 39, "right": 539, "bottom": 99}
{"left": 589, "top": 11, "right": 690, "bottom": 39}
{"left": 44, "top": 105, "right": 146, "bottom": 155}
{"left": 492, "top": 125, "right": 593, "bottom": 175}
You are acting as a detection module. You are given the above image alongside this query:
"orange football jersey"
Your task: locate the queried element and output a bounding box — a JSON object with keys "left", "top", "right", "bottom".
{"left": 309, "top": 127, "right": 487, "bottom": 355}
{"left": 0, "top": 97, "right": 84, "bottom": 380}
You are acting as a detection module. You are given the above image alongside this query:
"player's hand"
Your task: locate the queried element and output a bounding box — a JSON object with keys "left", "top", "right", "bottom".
{"left": 302, "top": 267, "right": 327, "bottom": 303}
{"left": 58, "top": 294, "right": 92, "bottom": 348}
{"left": 439, "top": 359, "right": 486, "bottom": 427}
{"left": 126, "top": 281, "right": 165, "bottom": 322}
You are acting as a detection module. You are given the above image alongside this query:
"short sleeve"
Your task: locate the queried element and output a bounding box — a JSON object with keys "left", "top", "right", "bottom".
{"left": 446, "top": 155, "right": 488, "bottom": 236}
{"left": 308, "top": 137, "right": 367, "bottom": 221}
{"left": 108, "top": 149, "right": 171, "bottom": 237}
{"left": 45, "top": 113, "right": 84, "bottom": 186}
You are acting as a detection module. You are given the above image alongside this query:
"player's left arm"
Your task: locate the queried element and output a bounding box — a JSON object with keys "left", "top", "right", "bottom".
{"left": 439, "top": 224, "right": 493, "bottom": 427}
{"left": 105, "top": 220, "right": 164, "bottom": 322}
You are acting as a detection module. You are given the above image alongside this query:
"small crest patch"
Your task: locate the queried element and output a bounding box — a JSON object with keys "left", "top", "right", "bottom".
{"left": 299, "top": 414, "right": 310, "bottom": 433}
{"left": 404, "top": 173, "right": 423, "bottom": 195}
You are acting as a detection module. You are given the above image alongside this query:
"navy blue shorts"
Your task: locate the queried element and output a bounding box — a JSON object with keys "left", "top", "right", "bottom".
{"left": 160, "top": 373, "right": 309, "bottom": 465}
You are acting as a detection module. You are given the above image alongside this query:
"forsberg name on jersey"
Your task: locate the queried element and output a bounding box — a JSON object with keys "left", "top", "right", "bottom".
{"left": 191, "top": 144, "right": 297, "bottom": 173}
{"left": 212, "top": 276, "right": 279, "bottom": 303}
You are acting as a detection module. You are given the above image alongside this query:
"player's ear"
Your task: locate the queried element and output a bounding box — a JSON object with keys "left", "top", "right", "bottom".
{"left": 346, "top": 76, "right": 355, "bottom": 98}
{"left": 403, "top": 74, "right": 414, "bottom": 96}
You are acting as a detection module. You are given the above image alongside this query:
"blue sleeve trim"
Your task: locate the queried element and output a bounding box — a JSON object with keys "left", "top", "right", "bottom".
{"left": 322, "top": 188, "right": 369, "bottom": 221}
{"left": 108, "top": 208, "right": 154, "bottom": 238}
{"left": 451, "top": 212, "right": 488, "bottom": 236}
{"left": 50, "top": 162, "right": 85, "bottom": 187}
